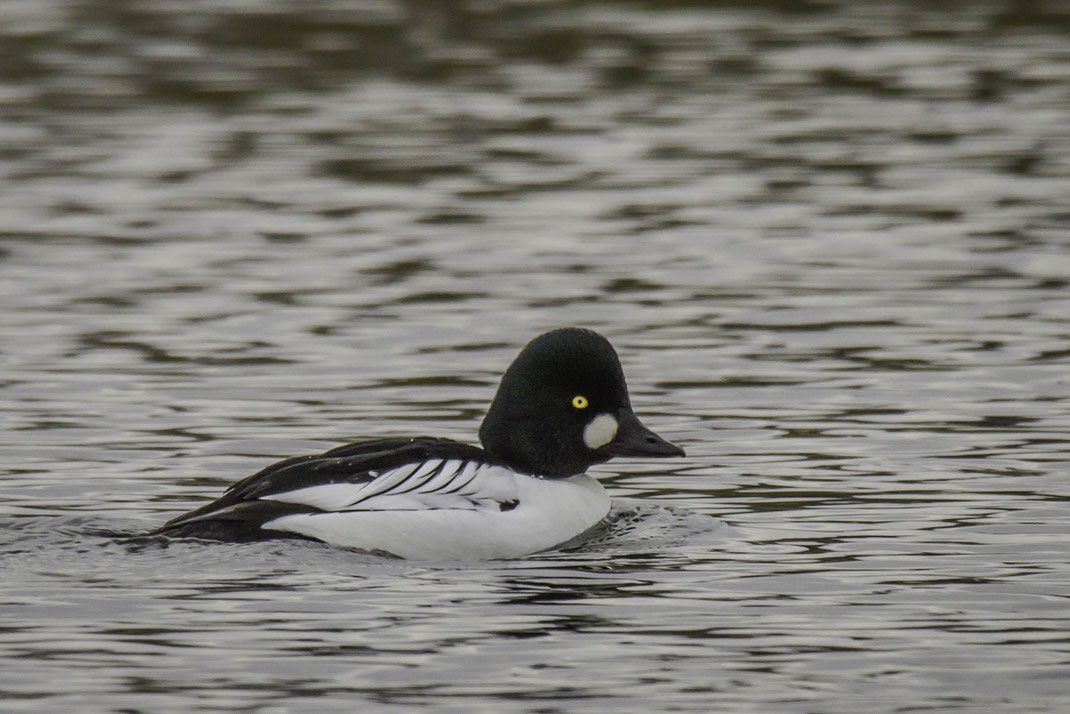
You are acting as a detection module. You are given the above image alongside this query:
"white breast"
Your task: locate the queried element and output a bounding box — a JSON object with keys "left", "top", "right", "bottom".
{"left": 260, "top": 466, "right": 610, "bottom": 560}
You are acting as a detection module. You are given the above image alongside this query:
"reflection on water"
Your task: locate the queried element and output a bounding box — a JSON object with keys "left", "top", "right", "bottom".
{"left": 2, "top": 0, "right": 1070, "bottom": 711}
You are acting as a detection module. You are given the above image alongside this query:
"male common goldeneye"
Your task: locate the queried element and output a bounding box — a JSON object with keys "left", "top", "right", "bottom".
{"left": 154, "top": 327, "right": 684, "bottom": 559}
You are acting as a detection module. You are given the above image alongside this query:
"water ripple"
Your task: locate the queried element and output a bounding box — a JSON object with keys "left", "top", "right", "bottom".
{"left": 3, "top": 0, "right": 1070, "bottom": 711}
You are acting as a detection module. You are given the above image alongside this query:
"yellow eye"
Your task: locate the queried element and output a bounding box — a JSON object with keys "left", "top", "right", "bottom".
{"left": 572, "top": 395, "right": 589, "bottom": 409}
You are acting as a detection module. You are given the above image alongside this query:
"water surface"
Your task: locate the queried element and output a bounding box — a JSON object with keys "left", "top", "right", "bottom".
{"left": 2, "top": 1, "right": 1070, "bottom": 711}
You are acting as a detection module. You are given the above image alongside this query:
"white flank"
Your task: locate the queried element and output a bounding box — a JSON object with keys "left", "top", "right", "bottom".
{"left": 583, "top": 413, "right": 618, "bottom": 449}
{"left": 262, "top": 467, "right": 610, "bottom": 560}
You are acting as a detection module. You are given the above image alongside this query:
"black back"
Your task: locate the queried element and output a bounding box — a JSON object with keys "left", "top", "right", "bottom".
{"left": 153, "top": 437, "right": 493, "bottom": 541}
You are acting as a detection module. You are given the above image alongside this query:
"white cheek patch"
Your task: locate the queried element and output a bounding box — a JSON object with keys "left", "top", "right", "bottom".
{"left": 583, "top": 413, "right": 618, "bottom": 450}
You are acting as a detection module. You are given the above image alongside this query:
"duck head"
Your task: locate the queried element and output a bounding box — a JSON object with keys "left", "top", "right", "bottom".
{"left": 479, "top": 328, "right": 685, "bottom": 478}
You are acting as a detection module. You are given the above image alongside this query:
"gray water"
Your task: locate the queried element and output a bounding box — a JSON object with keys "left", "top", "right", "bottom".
{"left": 3, "top": 1, "right": 1070, "bottom": 711}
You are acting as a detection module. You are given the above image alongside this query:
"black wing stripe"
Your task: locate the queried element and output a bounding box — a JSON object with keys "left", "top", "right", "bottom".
{"left": 420, "top": 460, "right": 477, "bottom": 494}
{"left": 349, "top": 459, "right": 440, "bottom": 506}
{"left": 342, "top": 461, "right": 421, "bottom": 506}
{"left": 436, "top": 463, "right": 483, "bottom": 495}
{"left": 391, "top": 459, "right": 456, "bottom": 495}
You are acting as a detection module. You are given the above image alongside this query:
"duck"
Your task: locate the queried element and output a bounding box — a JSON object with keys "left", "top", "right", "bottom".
{"left": 153, "top": 327, "right": 685, "bottom": 559}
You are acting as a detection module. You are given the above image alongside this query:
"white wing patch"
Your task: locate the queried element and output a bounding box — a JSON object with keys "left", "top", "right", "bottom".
{"left": 262, "top": 459, "right": 517, "bottom": 512}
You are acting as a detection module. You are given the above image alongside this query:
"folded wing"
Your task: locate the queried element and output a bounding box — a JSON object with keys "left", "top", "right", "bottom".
{"left": 153, "top": 437, "right": 510, "bottom": 542}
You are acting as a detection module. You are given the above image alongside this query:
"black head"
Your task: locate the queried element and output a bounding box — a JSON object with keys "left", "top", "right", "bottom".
{"left": 478, "top": 328, "right": 685, "bottom": 478}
